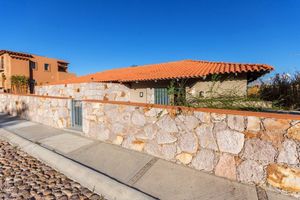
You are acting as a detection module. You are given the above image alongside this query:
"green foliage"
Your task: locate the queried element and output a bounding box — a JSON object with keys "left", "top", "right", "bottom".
{"left": 259, "top": 72, "right": 300, "bottom": 110}
{"left": 187, "top": 95, "right": 270, "bottom": 111}
{"left": 165, "top": 72, "right": 300, "bottom": 112}
{"left": 167, "top": 75, "right": 274, "bottom": 111}
{"left": 167, "top": 79, "right": 188, "bottom": 106}
{"left": 11, "top": 75, "right": 29, "bottom": 94}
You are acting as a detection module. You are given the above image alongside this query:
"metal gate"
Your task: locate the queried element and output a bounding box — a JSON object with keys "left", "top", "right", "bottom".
{"left": 154, "top": 88, "right": 169, "bottom": 105}
{"left": 71, "top": 100, "right": 82, "bottom": 130}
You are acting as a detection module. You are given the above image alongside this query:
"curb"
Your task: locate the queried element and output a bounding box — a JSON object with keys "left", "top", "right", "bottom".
{"left": 0, "top": 129, "right": 156, "bottom": 200}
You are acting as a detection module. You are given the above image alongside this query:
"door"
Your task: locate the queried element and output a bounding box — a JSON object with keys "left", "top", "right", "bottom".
{"left": 71, "top": 100, "right": 82, "bottom": 130}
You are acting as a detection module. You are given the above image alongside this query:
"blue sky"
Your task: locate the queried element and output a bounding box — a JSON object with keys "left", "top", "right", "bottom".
{"left": 1, "top": 0, "right": 300, "bottom": 77}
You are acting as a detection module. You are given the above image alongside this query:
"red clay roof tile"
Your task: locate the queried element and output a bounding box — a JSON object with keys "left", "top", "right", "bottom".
{"left": 0, "top": 50, "right": 33, "bottom": 58}
{"left": 50, "top": 59, "right": 274, "bottom": 85}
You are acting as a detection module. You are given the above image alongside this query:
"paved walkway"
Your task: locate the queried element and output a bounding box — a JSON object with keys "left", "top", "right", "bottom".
{"left": 0, "top": 113, "right": 297, "bottom": 200}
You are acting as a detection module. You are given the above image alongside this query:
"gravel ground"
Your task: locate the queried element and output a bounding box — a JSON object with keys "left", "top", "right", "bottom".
{"left": 0, "top": 140, "right": 105, "bottom": 200}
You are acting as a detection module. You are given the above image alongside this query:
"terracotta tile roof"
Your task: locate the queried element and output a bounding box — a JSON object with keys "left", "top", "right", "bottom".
{"left": 0, "top": 50, "right": 69, "bottom": 63}
{"left": 0, "top": 50, "right": 33, "bottom": 58}
{"left": 51, "top": 60, "right": 274, "bottom": 85}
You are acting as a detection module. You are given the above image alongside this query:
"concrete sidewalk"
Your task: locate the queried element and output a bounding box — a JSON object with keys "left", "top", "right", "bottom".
{"left": 0, "top": 113, "right": 296, "bottom": 200}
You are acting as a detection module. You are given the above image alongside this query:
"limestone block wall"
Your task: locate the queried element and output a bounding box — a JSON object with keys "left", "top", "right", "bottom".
{"left": 35, "top": 82, "right": 130, "bottom": 101}
{"left": 82, "top": 100, "right": 300, "bottom": 197}
{"left": 1, "top": 92, "right": 300, "bottom": 197}
{"left": 0, "top": 93, "right": 71, "bottom": 128}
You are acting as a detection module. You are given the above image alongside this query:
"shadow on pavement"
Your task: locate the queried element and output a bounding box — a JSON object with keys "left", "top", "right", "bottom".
{"left": 0, "top": 113, "right": 25, "bottom": 128}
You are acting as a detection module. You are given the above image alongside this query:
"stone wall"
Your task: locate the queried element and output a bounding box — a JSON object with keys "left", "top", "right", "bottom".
{"left": 0, "top": 93, "right": 71, "bottom": 129}
{"left": 1, "top": 92, "right": 300, "bottom": 197}
{"left": 82, "top": 100, "right": 300, "bottom": 197}
{"left": 35, "top": 82, "right": 130, "bottom": 101}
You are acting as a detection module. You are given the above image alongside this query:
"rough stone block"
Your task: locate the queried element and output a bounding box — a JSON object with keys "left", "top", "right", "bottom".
{"left": 246, "top": 116, "right": 261, "bottom": 132}
{"left": 263, "top": 118, "right": 290, "bottom": 132}
{"left": 183, "top": 115, "right": 199, "bottom": 130}
{"left": 287, "top": 123, "right": 300, "bottom": 142}
{"left": 176, "top": 153, "right": 193, "bottom": 164}
{"left": 178, "top": 132, "right": 198, "bottom": 153}
{"left": 194, "top": 111, "right": 211, "bottom": 123}
{"left": 122, "top": 136, "right": 145, "bottom": 152}
{"left": 119, "top": 112, "right": 132, "bottom": 125}
{"left": 157, "top": 130, "right": 177, "bottom": 144}
{"left": 157, "top": 115, "right": 178, "bottom": 133}
{"left": 196, "top": 124, "right": 218, "bottom": 151}
{"left": 111, "top": 123, "right": 125, "bottom": 135}
{"left": 161, "top": 144, "right": 177, "bottom": 160}
{"left": 267, "top": 164, "right": 300, "bottom": 192}
{"left": 145, "top": 108, "right": 159, "bottom": 117}
{"left": 215, "top": 154, "right": 236, "bottom": 180}
{"left": 242, "top": 138, "right": 276, "bottom": 165}
{"left": 237, "top": 160, "right": 265, "bottom": 184}
{"left": 191, "top": 149, "right": 216, "bottom": 172}
{"left": 277, "top": 139, "right": 299, "bottom": 165}
{"left": 228, "top": 115, "right": 245, "bottom": 132}
{"left": 112, "top": 135, "right": 124, "bottom": 145}
{"left": 144, "top": 141, "right": 162, "bottom": 158}
{"left": 216, "top": 130, "right": 244, "bottom": 154}
{"left": 211, "top": 113, "right": 226, "bottom": 122}
{"left": 131, "top": 111, "right": 146, "bottom": 127}
{"left": 136, "top": 124, "right": 158, "bottom": 140}
{"left": 213, "top": 121, "right": 227, "bottom": 134}
{"left": 260, "top": 130, "right": 285, "bottom": 149}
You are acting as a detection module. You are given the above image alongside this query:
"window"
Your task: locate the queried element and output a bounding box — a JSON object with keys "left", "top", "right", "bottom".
{"left": 29, "top": 61, "right": 37, "bottom": 70}
{"left": 0, "top": 57, "right": 4, "bottom": 69}
{"left": 154, "top": 88, "right": 169, "bottom": 105}
{"left": 199, "top": 91, "right": 204, "bottom": 97}
{"left": 44, "top": 63, "right": 50, "bottom": 71}
{"left": 58, "top": 65, "right": 67, "bottom": 72}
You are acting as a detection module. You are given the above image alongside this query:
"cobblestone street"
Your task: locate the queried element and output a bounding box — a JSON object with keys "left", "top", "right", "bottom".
{"left": 0, "top": 140, "right": 105, "bottom": 200}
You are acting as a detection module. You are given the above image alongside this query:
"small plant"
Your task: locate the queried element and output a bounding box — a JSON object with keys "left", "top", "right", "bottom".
{"left": 167, "top": 79, "right": 189, "bottom": 106}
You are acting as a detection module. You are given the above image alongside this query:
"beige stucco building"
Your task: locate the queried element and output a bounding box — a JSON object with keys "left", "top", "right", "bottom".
{"left": 0, "top": 50, "right": 76, "bottom": 93}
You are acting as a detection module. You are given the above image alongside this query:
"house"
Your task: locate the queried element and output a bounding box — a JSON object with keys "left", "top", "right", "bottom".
{"left": 0, "top": 50, "right": 76, "bottom": 93}
{"left": 35, "top": 60, "right": 273, "bottom": 104}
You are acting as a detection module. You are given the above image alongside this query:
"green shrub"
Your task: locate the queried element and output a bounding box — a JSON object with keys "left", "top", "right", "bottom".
{"left": 259, "top": 72, "right": 300, "bottom": 110}
{"left": 11, "top": 75, "right": 29, "bottom": 94}
{"left": 167, "top": 75, "right": 272, "bottom": 111}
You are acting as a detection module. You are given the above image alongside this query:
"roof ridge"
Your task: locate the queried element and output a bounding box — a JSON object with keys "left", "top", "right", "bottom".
{"left": 187, "top": 59, "right": 271, "bottom": 66}
{"left": 87, "top": 59, "right": 271, "bottom": 73}
{"left": 0, "top": 49, "right": 32, "bottom": 55}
